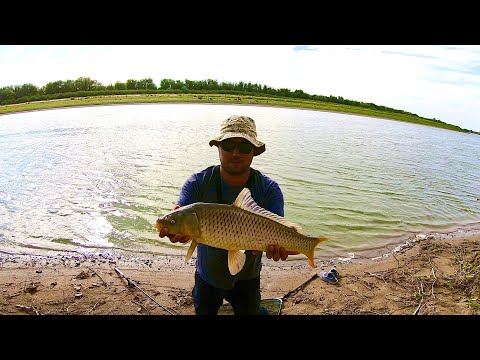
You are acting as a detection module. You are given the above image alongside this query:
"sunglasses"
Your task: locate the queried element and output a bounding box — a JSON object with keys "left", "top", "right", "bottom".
{"left": 220, "top": 140, "right": 254, "bottom": 154}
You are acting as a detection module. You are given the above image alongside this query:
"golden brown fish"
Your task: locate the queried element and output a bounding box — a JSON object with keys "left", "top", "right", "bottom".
{"left": 155, "top": 188, "right": 330, "bottom": 275}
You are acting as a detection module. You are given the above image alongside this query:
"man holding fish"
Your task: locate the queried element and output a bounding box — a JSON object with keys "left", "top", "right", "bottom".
{"left": 157, "top": 115, "right": 326, "bottom": 315}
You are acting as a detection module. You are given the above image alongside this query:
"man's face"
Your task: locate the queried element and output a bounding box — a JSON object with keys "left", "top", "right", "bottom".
{"left": 218, "top": 137, "right": 254, "bottom": 176}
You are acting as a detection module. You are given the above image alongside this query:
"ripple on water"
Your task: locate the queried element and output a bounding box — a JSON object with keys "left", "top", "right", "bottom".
{"left": 0, "top": 104, "right": 479, "bottom": 261}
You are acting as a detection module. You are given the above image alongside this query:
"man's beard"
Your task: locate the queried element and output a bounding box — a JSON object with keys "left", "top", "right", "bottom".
{"left": 222, "top": 162, "right": 249, "bottom": 176}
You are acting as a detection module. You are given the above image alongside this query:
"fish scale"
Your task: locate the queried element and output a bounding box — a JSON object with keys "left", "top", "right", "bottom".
{"left": 156, "top": 188, "right": 331, "bottom": 275}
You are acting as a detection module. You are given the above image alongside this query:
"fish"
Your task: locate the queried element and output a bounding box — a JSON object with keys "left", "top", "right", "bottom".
{"left": 155, "top": 188, "right": 331, "bottom": 275}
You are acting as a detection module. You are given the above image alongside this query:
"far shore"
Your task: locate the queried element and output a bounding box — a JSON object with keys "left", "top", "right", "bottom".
{"left": 1, "top": 93, "right": 475, "bottom": 134}
{"left": 0, "top": 100, "right": 434, "bottom": 133}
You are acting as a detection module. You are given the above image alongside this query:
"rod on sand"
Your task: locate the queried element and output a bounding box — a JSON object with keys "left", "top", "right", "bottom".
{"left": 114, "top": 267, "right": 177, "bottom": 315}
{"left": 281, "top": 273, "right": 319, "bottom": 301}
{"left": 255, "top": 273, "right": 320, "bottom": 315}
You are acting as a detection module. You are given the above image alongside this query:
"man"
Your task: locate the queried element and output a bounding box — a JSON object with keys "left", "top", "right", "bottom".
{"left": 158, "top": 115, "right": 297, "bottom": 315}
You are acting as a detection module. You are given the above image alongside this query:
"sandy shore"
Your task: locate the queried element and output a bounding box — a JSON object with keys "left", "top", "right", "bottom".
{"left": 1, "top": 229, "right": 479, "bottom": 316}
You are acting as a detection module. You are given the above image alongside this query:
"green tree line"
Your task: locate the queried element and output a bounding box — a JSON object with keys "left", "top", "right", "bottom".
{"left": 0, "top": 76, "right": 449, "bottom": 127}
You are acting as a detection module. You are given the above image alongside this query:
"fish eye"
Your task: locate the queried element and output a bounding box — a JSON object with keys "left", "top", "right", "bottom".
{"left": 171, "top": 219, "right": 175, "bottom": 224}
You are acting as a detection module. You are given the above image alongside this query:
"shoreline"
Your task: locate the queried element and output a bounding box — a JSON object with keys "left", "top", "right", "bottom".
{"left": 1, "top": 228, "right": 479, "bottom": 315}
{"left": 2, "top": 220, "right": 479, "bottom": 265}
{"left": 1, "top": 97, "right": 475, "bottom": 135}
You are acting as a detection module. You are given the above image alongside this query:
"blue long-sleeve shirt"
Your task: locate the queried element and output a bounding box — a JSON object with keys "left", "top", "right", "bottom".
{"left": 176, "top": 165, "right": 284, "bottom": 290}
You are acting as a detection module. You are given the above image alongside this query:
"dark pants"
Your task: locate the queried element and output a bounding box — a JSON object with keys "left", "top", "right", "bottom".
{"left": 192, "top": 271, "right": 261, "bottom": 315}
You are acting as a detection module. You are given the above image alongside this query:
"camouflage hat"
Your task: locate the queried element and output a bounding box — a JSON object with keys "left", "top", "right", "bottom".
{"left": 209, "top": 115, "right": 265, "bottom": 156}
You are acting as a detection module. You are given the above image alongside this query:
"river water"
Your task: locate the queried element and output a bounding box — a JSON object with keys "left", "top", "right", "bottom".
{"left": 1, "top": 103, "right": 479, "bottom": 262}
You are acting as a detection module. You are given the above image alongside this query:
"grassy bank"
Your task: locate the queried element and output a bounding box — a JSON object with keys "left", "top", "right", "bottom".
{"left": 0, "top": 93, "right": 475, "bottom": 134}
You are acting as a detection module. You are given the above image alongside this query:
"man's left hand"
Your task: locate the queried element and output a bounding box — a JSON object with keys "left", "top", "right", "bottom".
{"left": 252, "top": 245, "right": 299, "bottom": 261}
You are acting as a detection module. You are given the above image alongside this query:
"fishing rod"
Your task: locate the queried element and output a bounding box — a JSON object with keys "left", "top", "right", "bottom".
{"left": 221, "top": 272, "right": 322, "bottom": 315}
{"left": 114, "top": 267, "right": 178, "bottom": 315}
{"left": 272, "top": 271, "right": 322, "bottom": 315}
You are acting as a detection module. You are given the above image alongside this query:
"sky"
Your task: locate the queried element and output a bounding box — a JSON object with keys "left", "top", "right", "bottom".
{"left": 1, "top": 45, "right": 479, "bottom": 132}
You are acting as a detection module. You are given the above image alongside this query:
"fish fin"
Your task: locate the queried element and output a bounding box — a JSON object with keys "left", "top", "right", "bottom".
{"left": 233, "top": 188, "right": 304, "bottom": 234}
{"left": 315, "top": 235, "right": 333, "bottom": 245}
{"left": 305, "top": 236, "right": 332, "bottom": 268}
{"left": 185, "top": 240, "right": 198, "bottom": 263}
{"left": 228, "top": 250, "right": 246, "bottom": 275}
{"left": 288, "top": 224, "right": 304, "bottom": 234}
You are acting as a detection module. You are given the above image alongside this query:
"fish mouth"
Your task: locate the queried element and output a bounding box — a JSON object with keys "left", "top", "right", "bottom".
{"left": 154, "top": 219, "right": 162, "bottom": 232}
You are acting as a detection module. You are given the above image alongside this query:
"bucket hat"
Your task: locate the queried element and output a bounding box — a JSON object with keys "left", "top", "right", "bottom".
{"left": 209, "top": 115, "right": 265, "bottom": 156}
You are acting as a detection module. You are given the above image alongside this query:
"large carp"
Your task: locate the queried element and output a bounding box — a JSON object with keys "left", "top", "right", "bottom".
{"left": 155, "top": 188, "right": 330, "bottom": 275}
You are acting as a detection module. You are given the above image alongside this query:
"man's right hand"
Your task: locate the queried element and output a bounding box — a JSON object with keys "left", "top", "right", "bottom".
{"left": 158, "top": 226, "right": 191, "bottom": 244}
{"left": 157, "top": 204, "right": 191, "bottom": 244}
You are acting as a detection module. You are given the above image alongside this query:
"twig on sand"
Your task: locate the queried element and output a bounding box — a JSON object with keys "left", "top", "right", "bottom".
{"left": 431, "top": 267, "right": 437, "bottom": 299}
{"left": 15, "top": 304, "right": 40, "bottom": 315}
{"left": 87, "top": 302, "right": 99, "bottom": 314}
{"left": 6, "top": 291, "right": 23, "bottom": 299}
{"left": 88, "top": 267, "right": 108, "bottom": 286}
{"left": 367, "top": 272, "right": 388, "bottom": 285}
{"left": 413, "top": 280, "right": 424, "bottom": 315}
{"left": 392, "top": 252, "right": 401, "bottom": 269}
{"left": 350, "top": 274, "right": 372, "bottom": 291}
{"left": 132, "top": 300, "right": 150, "bottom": 314}
{"left": 413, "top": 301, "right": 423, "bottom": 315}
{"left": 66, "top": 301, "right": 75, "bottom": 313}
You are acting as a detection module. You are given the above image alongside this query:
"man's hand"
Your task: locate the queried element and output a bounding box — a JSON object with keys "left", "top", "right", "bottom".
{"left": 252, "top": 245, "right": 300, "bottom": 261}
{"left": 158, "top": 204, "right": 191, "bottom": 244}
{"left": 158, "top": 226, "right": 191, "bottom": 244}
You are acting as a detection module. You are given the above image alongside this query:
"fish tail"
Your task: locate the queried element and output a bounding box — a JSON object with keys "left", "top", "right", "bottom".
{"left": 306, "top": 252, "right": 316, "bottom": 268}
{"left": 305, "top": 235, "right": 333, "bottom": 268}
{"left": 316, "top": 235, "right": 333, "bottom": 245}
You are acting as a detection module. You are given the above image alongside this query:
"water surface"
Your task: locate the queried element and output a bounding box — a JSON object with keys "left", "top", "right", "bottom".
{"left": 1, "top": 103, "right": 479, "bottom": 261}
